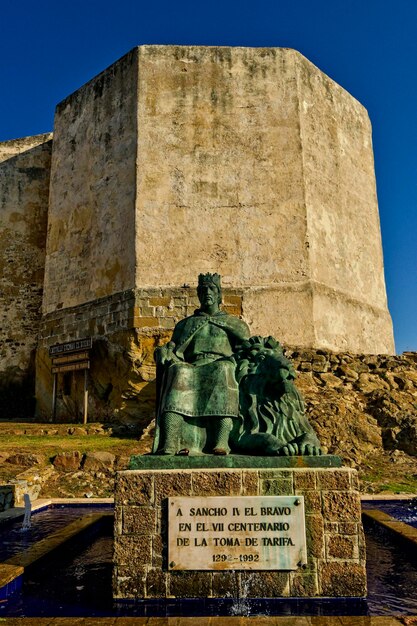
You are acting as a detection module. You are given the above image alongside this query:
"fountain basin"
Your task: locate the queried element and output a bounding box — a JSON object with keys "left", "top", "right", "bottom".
{"left": 1, "top": 500, "right": 417, "bottom": 616}
{"left": 0, "top": 504, "right": 112, "bottom": 601}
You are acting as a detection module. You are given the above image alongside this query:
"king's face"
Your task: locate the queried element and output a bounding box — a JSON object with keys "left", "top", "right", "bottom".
{"left": 198, "top": 283, "right": 219, "bottom": 309}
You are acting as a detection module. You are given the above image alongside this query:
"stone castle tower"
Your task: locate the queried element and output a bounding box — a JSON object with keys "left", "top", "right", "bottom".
{"left": 0, "top": 46, "right": 394, "bottom": 422}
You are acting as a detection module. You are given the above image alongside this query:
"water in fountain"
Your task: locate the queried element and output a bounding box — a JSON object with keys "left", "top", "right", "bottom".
{"left": 363, "top": 497, "right": 417, "bottom": 529}
{"left": 227, "top": 572, "right": 257, "bottom": 616}
{"left": 20, "top": 493, "right": 32, "bottom": 532}
{"left": 401, "top": 497, "right": 417, "bottom": 526}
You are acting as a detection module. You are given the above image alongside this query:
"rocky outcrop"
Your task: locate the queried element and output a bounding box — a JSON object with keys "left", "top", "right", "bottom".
{"left": 82, "top": 451, "right": 115, "bottom": 471}
{"left": 52, "top": 451, "right": 83, "bottom": 471}
{"left": 35, "top": 326, "right": 171, "bottom": 425}
{"left": 134, "top": 347, "right": 417, "bottom": 467}
{"left": 0, "top": 485, "right": 14, "bottom": 512}
{"left": 285, "top": 349, "right": 417, "bottom": 464}
{"left": 0, "top": 466, "right": 56, "bottom": 507}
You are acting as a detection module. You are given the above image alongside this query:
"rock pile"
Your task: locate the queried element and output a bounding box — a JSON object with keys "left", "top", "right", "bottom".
{"left": 285, "top": 349, "right": 417, "bottom": 464}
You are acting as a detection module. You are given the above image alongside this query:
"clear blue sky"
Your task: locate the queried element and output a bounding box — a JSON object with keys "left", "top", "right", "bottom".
{"left": 1, "top": 0, "right": 416, "bottom": 353}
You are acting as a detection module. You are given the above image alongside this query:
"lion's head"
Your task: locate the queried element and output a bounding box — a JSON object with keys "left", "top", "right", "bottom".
{"left": 235, "top": 335, "right": 295, "bottom": 384}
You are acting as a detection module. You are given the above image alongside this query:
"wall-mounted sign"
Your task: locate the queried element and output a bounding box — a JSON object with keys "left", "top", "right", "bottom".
{"left": 49, "top": 337, "right": 92, "bottom": 356}
{"left": 52, "top": 361, "right": 90, "bottom": 374}
{"left": 51, "top": 352, "right": 90, "bottom": 366}
{"left": 49, "top": 338, "right": 92, "bottom": 424}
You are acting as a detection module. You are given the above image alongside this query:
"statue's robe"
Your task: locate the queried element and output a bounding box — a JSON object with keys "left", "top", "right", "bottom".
{"left": 162, "top": 311, "right": 250, "bottom": 417}
{"left": 153, "top": 310, "right": 250, "bottom": 453}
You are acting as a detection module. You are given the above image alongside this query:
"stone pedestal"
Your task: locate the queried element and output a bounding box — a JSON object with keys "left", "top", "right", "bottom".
{"left": 113, "top": 459, "right": 366, "bottom": 599}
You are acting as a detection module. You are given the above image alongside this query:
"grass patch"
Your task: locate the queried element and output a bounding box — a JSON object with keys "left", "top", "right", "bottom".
{"left": 378, "top": 482, "right": 417, "bottom": 494}
{"left": 359, "top": 451, "right": 417, "bottom": 494}
{"left": 0, "top": 434, "right": 136, "bottom": 448}
{"left": 0, "top": 435, "right": 144, "bottom": 460}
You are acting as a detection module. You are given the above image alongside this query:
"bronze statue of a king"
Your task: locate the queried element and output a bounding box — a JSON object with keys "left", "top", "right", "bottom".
{"left": 152, "top": 273, "right": 322, "bottom": 457}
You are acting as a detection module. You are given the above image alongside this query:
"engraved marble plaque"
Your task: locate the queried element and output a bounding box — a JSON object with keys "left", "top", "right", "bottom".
{"left": 168, "top": 496, "right": 307, "bottom": 570}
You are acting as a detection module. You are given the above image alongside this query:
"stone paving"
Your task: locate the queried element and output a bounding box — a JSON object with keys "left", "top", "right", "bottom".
{"left": 1, "top": 616, "right": 416, "bottom": 625}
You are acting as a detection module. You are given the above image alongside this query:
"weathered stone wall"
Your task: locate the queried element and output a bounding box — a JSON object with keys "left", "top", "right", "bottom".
{"left": 134, "top": 45, "right": 393, "bottom": 353}
{"left": 134, "top": 45, "right": 321, "bottom": 348}
{"left": 113, "top": 467, "right": 366, "bottom": 598}
{"left": 135, "top": 47, "right": 308, "bottom": 290}
{"left": 0, "top": 133, "right": 52, "bottom": 416}
{"left": 42, "top": 49, "right": 138, "bottom": 314}
{"left": 41, "top": 45, "right": 393, "bottom": 353}
{"left": 297, "top": 54, "right": 392, "bottom": 352}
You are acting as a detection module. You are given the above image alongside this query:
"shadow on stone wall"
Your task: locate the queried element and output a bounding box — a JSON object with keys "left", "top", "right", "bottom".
{"left": 0, "top": 361, "right": 36, "bottom": 419}
{"left": 0, "top": 137, "right": 52, "bottom": 390}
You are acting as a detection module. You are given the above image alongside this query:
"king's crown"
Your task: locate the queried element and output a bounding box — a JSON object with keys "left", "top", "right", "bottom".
{"left": 198, "top": 273, "right": 221, "bottom": 289}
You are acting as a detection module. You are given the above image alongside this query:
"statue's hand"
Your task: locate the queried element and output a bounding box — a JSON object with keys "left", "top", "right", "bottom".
{"left": 155, "top": 341, "right": 178, "bottom": 366}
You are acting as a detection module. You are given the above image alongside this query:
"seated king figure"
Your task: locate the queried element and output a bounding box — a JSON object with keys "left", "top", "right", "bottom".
{"left": 153, "top": 273, "right": 250, "bottom": 455}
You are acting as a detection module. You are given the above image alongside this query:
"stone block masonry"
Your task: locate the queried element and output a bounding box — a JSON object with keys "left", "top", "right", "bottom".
{"left": 113, "top": 467, "right": 366, "bottom": 599}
